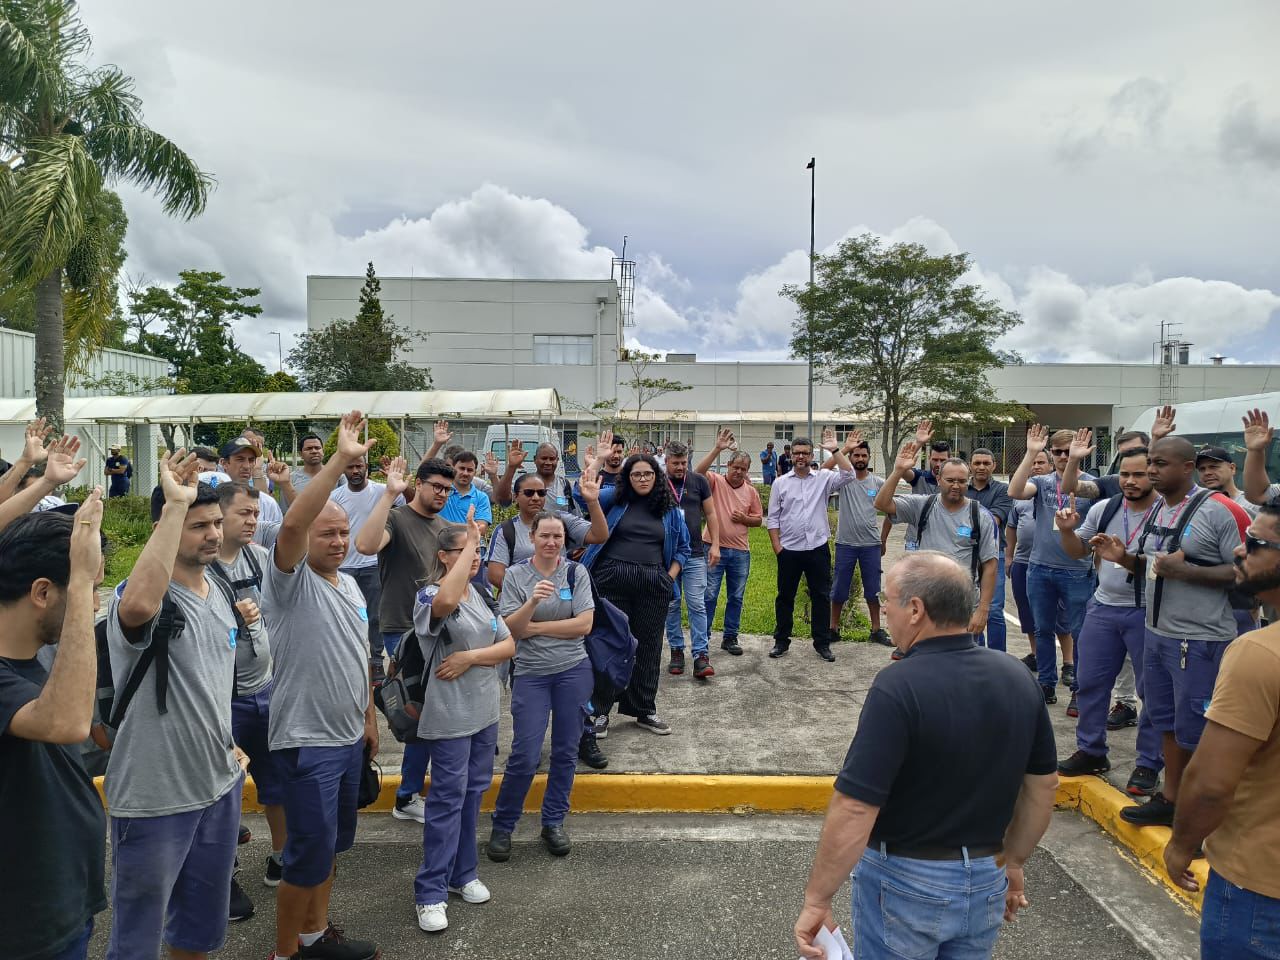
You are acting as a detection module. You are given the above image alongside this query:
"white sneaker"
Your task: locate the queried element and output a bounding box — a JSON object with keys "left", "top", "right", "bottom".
{"left": 416, "top": 901, "right": 448, "bottom": 932}
{"left": 448, "top": 878, "right": 491, "bottom": 904}
{"left": 393, "top": 794, "right": 426, "bottom": 823}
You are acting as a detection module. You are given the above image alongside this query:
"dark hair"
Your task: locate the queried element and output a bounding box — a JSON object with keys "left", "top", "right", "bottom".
{"left": 530, "top": 510, "right": 566, "bottom": 537}
{"left": 929, "top": 440, "right": 951, "bottom": 454}
{"left": 442, "top": 444, "right": 464, "bottom": 462}
{"left": 664, "top": 441, "right": 689, "bottom": 458}
{"left": 192, "top": 446, "right": 219, "bottom": 462}
{"left": 437, "top": 525, "right": 467, "bottom": 553}
{"left": 1259, "top": 504, "right": 1280, "bottom": 523}
{"left": 852, "top": 440, "right": 871, "bottom": 453}
{"left": 452, "top": 451, "right": 478, "bottom": 467}
{"left": 1117, "top": 446, "right": 1150, "bottom": 465}
{"left": 0, "top": 512, "right": 79, "bottom": 604}
{"left": 1117, "top": 430, "right": 1150, "bottom": 447}
{"left": 216, "top": 481, "right": 257, "bottom": 510}
{"left": 616, "top": 454, "right": 677, "bottom": 516}
{"left": 513, "top": 472, "right": 546, "bottom": 495}
{"left": 416, "top": 458, "right": 455, "bottom": 484}
{"left": 609, "top": 437, "right": 626, "bottom": 450}
{"left": 971, "top": 448, "right": 994, "bottom": 459}
{"left": 151, "top": 481, "right": 220, "bottom": 522}
{"left": 790, "top": 437, "right": 812, "bottom": 451}
{"left": 300, "top": 433, "right": 323, "bottom": 447}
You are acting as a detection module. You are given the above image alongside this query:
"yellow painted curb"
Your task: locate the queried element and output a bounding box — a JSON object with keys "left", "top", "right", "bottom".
{"left": 1055, "top": 775, "right": 1205, "bottom": 911}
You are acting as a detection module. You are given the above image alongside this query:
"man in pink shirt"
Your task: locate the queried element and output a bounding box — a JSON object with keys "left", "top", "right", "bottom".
{"left": 695, "top": 429, "right": 764, "bottom": 656}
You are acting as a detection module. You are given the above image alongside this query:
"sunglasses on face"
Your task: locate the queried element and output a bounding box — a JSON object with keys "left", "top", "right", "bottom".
{"left": 1245, "top": 533, "right": 1280, "bottom": 554}
{"left": 518, "top": 489, "right": 546, "bottom": 498}
{"left": 1051, "top": 448, "right": 1070, "bottom": 457}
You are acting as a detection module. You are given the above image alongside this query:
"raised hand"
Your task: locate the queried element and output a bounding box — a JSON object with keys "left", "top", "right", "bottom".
{"left": 582, "top": 444, "right": 598, "bottom": 471}
{"left": 1068, "top": 428, "right": 1094, "bottom": 461}
{"left": 159, "top": 449, "right": 200, "bottom": 506}
{"left": 578, "top": 468, "right": 602, "bottom": 503}
{"left": 385, "top": 456, "right": 409, "bottom": 497}
{"left": 69, "top": 488, "right": 104, "bottom": 580}
{"left": 507, "top": 440, "right": 527, "bottom": 469}
{"left": 628, "top": 443, "right": 642, "bottom": 456}
{"left": 598, "top": 428, "right": 614, "bottom": 452}
{"left": 1152, "top": 405, "right": 1178, "bottom": 442}
{"left": 914, "top": 419, "right": 934, "bottom": 446}
{"left": 379, "top": 455, "right": 393, "bottom": 473}
{"left": 820, "top": 428, "right": 839, "bottom": 452}
{"left": 335, "top": 410, "right": 376, "bottom": 463}
{"left": 1089, "top": 533, "right": 1127, "bottom": 564}
{"left": 1243, "top": 409, "right": 1273, "bottom": 452}
{"left": 482, "top": 450, "right": 500, "bottom": 480}
{"left": 841, "top": 429, "right": 865, "bottom": 454}
{"left": 43, "top": 435, "right": 86, "bottom": 487}
{"left": 714, "top": 428, "right": 735, "bottom": 452}
{"left": 894, "top": 440, "right": 921, "bottom": 474}
{"left": 265, "top": 450, "right": 290, "bottom": 485}
{"left": 22, "top": 418, "right": 52, "bottom": 463}
{"left": 1025, "top": 424, "right": 1048, "bottom": 455}
{"left": 433, "top": 419, "right": 453, "bottom": 445}
{"left": 464, "top": 504, "right": 481, "bottom": 552}
{"left": 1055, "top": 494, "right": 1080, "bottom": 532}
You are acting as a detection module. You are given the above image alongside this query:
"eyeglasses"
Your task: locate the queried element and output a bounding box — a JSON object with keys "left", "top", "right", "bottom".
{"left": 1245, "top": 533, "right": 1280, "bottom": 554}
{"left": 518, "top": 489, "right": 547, "bottom": 498}
{"left": 422, "top": 481, "right": 451, "bottom": 495}
{"left": 630, "top": 471, "right": 656, "bottom": 480}
{"left": 441, "top": 547, "right": 465, "bottom": 554}
{"left": 1050, "top": 448, "right": 1071, "bottom": 457}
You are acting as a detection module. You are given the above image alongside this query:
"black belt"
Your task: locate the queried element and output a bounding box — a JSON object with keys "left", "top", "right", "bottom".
{"left": 871, "top": 842, "right": 1003, "bottom": 862}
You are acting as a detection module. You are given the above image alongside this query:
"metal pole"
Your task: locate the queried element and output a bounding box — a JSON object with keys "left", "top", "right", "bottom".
{"left": 270, "top": 331, "right": 283, "bottom": 373}
{"left": 806, "top": 157, "right": 816, "bottom": 441}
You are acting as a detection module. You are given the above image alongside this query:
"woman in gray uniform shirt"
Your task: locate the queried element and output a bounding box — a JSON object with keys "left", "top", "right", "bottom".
{"left": 411, "top": 512, "right": 515, "bottom": 935}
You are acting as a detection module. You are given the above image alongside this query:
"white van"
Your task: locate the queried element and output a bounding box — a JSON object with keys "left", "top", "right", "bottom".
{"left": 1117, "top": 392, "right": 1280, "bottom": 475}
{"left": 482, "top": 424, "right": 563, "bottom": 473}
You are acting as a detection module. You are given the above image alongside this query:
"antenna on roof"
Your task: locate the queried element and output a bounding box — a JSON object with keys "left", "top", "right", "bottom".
{"left": 611, "top": 235, "right": 635, "bottom": 328}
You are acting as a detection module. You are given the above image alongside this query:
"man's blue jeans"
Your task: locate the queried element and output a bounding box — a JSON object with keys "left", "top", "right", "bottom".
{"left": 666, "top": 555, "right": 709, "bottom": 657}
{"left": 852, "top": 845, "right": 1007, "bottom": 960}
{"left": 976, "top": 554, "right": 1007, "bottom": 652}
{"left": 1027, "top": 564, "right": 1093, "bottom": 690}
{"left": 704, "top": 548, "right": 750, "bottom": 639}
{"left": 1201, "top": 869, "right": 1280, "bottom": 960}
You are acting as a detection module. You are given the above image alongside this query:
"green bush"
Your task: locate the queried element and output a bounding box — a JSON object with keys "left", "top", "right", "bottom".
{"left": 323, "top": 418, "right": 400, "bottom": 461}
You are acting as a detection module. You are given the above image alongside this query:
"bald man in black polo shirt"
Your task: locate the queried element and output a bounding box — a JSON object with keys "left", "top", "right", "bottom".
{"left": 796, "top": 552, "right": 1059, "bottom": 960}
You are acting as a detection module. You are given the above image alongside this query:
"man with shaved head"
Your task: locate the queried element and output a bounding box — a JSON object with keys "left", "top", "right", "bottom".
{"left": 264, "top": 411, "right": 381, "bottom": 960}
{"left": 1116, "top": 435, "right": 1250, "bottom": 832}
{"left": 794, "top": 551, "right": 1057, "bottom": 959}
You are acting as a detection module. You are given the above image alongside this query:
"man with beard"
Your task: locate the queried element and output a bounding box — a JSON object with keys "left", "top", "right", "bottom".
{"left": 329, "top": 455, "right": 404, "bottom": 682}
{"left": 1052, "top": 448, "right": 1166, "bottom": 797}
{"left": 281, "top": 434, "right": 343, "bottom": 506}
{"left": 495, "top": 440, "right": 581, "bottom": 517}
{"left": 663, "top": 441, "right": 719, "bottom": 679}
{"left": 828, "top": 434, "right": 890, "bottom": 646}
{"left": 1117, "top": 437, "right": 1250, "bottom": 829}
{"left": 1165, "top": 503, "right": 1280, "bottom": 959}
{"left": 968, "top": 448, "right": 1013, "bottom": 651}
{"left": 1197, "top": 445, "right": 1263, "bottom": 635}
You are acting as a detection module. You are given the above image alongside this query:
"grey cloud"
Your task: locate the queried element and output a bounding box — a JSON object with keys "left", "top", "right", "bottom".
{"left": 1220, "top": 95, "right": 1280, "bottom": 169}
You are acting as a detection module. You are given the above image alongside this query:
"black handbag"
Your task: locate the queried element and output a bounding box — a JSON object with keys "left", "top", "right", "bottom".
{"left": 356, "top": 743, "right": 382, "bottom": 809}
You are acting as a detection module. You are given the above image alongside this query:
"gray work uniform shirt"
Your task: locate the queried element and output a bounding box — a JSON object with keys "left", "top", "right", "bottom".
{"left": 891, "top": 494, "right": 999, "bottom": 590}
{"left": 1028, "top": 473, "right": 1096, "bottom": 570}
{"left": 1075, "top": 498, "right": 1155, "bottom": 608}
{"left": 498, "top": 559, "right": 595, "bottom": 677}
{"left": 219, "top": 543, "right": 272, "bottom": 697}
{"left": 835, "top": 473, "right": 886, "bottom": 548}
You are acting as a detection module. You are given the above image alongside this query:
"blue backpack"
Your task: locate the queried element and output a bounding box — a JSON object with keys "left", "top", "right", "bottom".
{"left": 566, "top": 562, "right": 637, "bottom": 692}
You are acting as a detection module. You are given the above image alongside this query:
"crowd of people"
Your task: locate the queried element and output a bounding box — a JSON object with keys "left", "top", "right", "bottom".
{"left": 3, "top": 405, "right": 1280, "bottom": 960}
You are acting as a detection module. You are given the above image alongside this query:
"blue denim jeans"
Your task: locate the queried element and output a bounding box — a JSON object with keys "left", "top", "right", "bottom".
{"left": 852, "top": 845, "right": 1007, "bottom": 960}
{"left": 705, "top": 547, "right": 751, "bottom": 639}
{"left": 1201, "top": 869, "right": 1280, "bottom": 960}
{"left": 976, "top": 554, "right": 1007, "bottom": 652}
{"left": 50, "top": 921, "right": 93, "bottom": 960}
{"left": 1027, "top": 564, "right": 1094, "bottom": 690}
{"left": 666, "top": 554, "right": 709, "bottom": 656}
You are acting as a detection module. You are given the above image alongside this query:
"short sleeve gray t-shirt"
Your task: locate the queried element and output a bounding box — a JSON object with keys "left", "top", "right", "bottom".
{"left": 498, "top": 560, "right": 594, "bottom": 677}
{"left": 892, "top": 495, "right": 999, "bottom": 582}
{"left": 836, "top": 473, "right": 886, "bottom": 547}
{"left": 1011, "top": 500, "right": 1035, "bottom": 564}
{"left": 487, "top": 512, "right": 591, "bottom": 568}
{"left": 1075, "top": 498, "right": 1152, "bottom": 608}
{"left": 257, "top": 490, "right": 283, "bottom": 526}
{"left": 104, "top": 578, "right": 242, "bottom": 818}
{"left": 330, "top": 481, "right": 403, "bottom": 570}
{"left": 264, "top": 552, "right": 371, "bottom": 750}
{"left": 1142, "top": 494, "right": 1249, "bottom": 642}
{"left": 219, "top": 543, "right": 272, "bottom": 697}
{"left": 1028, "top": 473, "right": 1096, "bottom": 570}
{"left": 413, "top": 584, "right": 510, "bottom": 740}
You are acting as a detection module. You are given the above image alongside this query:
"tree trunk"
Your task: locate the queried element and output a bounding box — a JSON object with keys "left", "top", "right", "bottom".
{"left": 34, "top": 268, "right": 66, "bottom": 434}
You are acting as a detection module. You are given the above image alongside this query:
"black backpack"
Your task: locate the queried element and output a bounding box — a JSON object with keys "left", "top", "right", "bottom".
{"left": 95, "top": 576, "right": 238, "bottom": 746}
{"left": 916, "top": 495, "right": 984, "bottom": 585}
{"left": 208, "top": 548, "right": 265, "bottom": 694}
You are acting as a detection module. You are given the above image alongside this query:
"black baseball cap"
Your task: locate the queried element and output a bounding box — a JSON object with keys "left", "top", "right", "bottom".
{"left": 192, "top": 446, "right": 219, "bottom": 462}
{"left": 1195, "top": 446, "right": 1232, "bottom": 464}
{"left": 219, "top": 438, "right": 261, "bottom": 459}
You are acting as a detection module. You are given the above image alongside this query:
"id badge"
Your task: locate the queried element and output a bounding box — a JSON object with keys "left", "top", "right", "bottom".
{"left": 490, "top": 617, "right": 499, "bottom": 634}
{"left": 558, "top": 586, "right": 573, "bottom": 601}
{"left": 905, "top": 540, "right": 919, "bottom": 552}
{"left": 956, "top": 525, "right": 973, "bottom": 537}
{"left": 865, "top": 487, "right": 876, "bottom": 496}
{"left": 556, "top": 496, "right": 569, "bottom": 507}
{"left": 1051, "top": 516, "right": 1060, "bottom": 532}
{"left": 1146, "top": 555, "right": 1160, "bottom": 581}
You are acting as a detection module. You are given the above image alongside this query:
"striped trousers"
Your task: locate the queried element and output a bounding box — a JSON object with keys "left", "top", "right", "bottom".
{"left": 591, "top": 558, "right": 675, "bottom": 719}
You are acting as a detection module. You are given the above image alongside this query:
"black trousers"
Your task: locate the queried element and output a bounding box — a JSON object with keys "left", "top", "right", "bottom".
{"left": 774, "top": 544, "right": 834, "bottom": 647}
{"left": 592, "top": 558, "right": 674, "bottom": 719}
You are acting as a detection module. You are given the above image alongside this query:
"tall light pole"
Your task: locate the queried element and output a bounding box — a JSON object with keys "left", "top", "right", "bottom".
{"left": 269, "top": 331, "right": 283, "bottom": 372}
{"left": 806, "top": 157, "right": 816, "bottom": 441}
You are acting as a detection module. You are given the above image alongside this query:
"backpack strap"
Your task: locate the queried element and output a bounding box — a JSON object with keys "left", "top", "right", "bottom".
{"left": 916, "top": 494, "right": 938, "bottom": 543}
{"left": 109, "top": 590, "right": 184, "bottom": 727}
{"left": 968, "top": 500, "right": 982, "bottom": 585}
{"left": 1097, "top": 494, "right": 1125, "bottom": 539}
{"left": 502, "top": 518, "right": 518, "bottom": 563}
{"left": 1145, "top": 489, "right": 1213, "bottom": 628}
{"left": 1094, "top": 494, "right": 1142, "bottom": 607}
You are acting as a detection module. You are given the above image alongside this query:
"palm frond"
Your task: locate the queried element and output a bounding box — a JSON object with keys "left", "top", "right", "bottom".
{"left": 0, "top": 1, "right": 81, "bottom": 120}
{"left": 0, "top": 131, "right": 99, "bottom": 281}
{"left": 69, "top": 64, "right": 141, "bottom": 128}
{"left": 63, "top": 258, "right": 117, "bottom": 371}
{"left": 85, "top": 121, "right": 212, "bottom": 218}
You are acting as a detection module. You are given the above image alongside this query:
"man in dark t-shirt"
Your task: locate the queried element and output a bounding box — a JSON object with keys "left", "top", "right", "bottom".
{"left": 662, "top": 442, "right": 719, "bottom": 679}
{"left": 0, "top": 492, "right": 107, "bottom": 960}
{"left": 794, "top": 552, "right": 1059, "bottom": 959}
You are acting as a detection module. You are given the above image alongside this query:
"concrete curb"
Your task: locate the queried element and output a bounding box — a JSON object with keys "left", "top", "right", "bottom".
{"left": 93, "top": 771, "right": 1204, "bottom": 911}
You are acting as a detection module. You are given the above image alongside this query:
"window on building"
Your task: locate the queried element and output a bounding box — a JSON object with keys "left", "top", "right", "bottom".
{"left": 533, "top": 335, "right": 593, "bottom": 365}
{"left": 774, "top": 423, "right": 796, "bottom": 441}
{"left": 830, "top": 423, "right": 861, "bottom": 441}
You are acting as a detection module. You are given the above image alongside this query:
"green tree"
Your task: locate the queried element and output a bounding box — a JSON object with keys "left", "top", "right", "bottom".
{"left": 0, "top": 1, "right": 212, "bottom": 430}
{"left": 289, "top": 261, "right": 431, "bottom": 391}
{"left": 784, "top": 234, "right": 1028, "bottom": 468}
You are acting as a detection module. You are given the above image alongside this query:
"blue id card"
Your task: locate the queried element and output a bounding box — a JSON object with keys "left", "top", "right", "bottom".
{"left": 558, "top": 586, "right": 573, "bottom": 600}
{"left": 357, "top": 607, "right": 369, "bottom": 622}
{"left": 957, "top": 525, "right": 973, "bottom": 537}
{"left": 556, "top": 496, "right": 569, "bottom": 506}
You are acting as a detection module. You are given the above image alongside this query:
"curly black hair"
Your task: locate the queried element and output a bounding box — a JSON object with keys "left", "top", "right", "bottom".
{"left": 614, "top": 453, "right": 678, "bottom": 517}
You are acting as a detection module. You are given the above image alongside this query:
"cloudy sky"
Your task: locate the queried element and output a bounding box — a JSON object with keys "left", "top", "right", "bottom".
{"left": 87, "top": 1, "right": 1280, "bottom": 369}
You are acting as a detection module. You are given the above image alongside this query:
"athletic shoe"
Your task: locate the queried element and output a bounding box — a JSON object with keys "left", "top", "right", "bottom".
{"left": 721, "top": 636, "right": 743, "bottom": 656}
{"left": 1107, "top": 702, "right": 1138, "bottom": 730}
{"left": 668, "top": 649, "right": 685, "bottom": 675}
{"left": 693, "top": 654, "right": 714, "bottom": 678}
{"left": 264, "top": 854, "right": 283, "bottom": 887}
{"left": 768, "top": 641, "right": 790, "bottom": 658}
{"left": 1021, "top": 652, "right": 1037, "bottom": 673}
{"left": 635, "top": 714, "right": 672, "bottom": 735}
{"left": 486, "top": 829, "right": 512, "bottom": 863}
{"left": 1061, "top": 663, "right": 1076, "bottom": 687}
{"left": 1126, "top": 766, "right": 1159, "bottom": 797}
{"left": 813, "top": 643, "right": 836, "bottom": 663}
{"left": 238, "top": 824, "right": 252, "bottom": 845}
{"left": 369, "top": 660, "right": 386, "bottom": 685}
{"left": 593, "top": 715, "right": 609, "bottom": 739}
{"left": 393, "top": 793, "right": 426, "bottom": 823}
{"left": 578, "top": 732, "right": 608, "bottom": 769}
{"left": 449, "top": 879, "right": 491, "bottom": 903}
{"left": 228, "top": 877, "right": 254, "bottom": 922}
{"left": 1042, "top": 685, "right": 1057, "bottom": 705}
{"left": 869, "top": 629, "right": 893, "bottom": 647}
{"left": 1119, "top": 791, "right": 1176, "bottom": 827}
{"left": 541, "top": 824, "right": 571, "bottom": 857}
{"left": 297, "top": 924, "right": 379, "bottom": 959}
{"left": 416, "top": 902, "right": 448, "bottom": 933}
{"left": 1057, "top": 750, "right": 1111, "bottom": 777}
{"left": 1065, "top": 692, "right": 1079, "bottom": 718}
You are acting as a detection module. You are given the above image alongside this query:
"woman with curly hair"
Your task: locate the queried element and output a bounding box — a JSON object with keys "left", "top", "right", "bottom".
{"left": 577, "top": 451, "right": 690, "bottom": 742}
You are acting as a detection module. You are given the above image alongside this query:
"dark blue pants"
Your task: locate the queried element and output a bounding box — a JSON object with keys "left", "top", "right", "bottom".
{"left": 230, "top": 680, "right": 284, "bottom": 805}
{"left": 493, "top": 660, "right": 594, "bottom": 833}
{"left": 415, "top": 723, "right": 497, "bottom": 905}
{"left": 976, "top": 554, "right": 1007, "bottom": 652}
{"left": 275, "top": 740, "right": 363, "bottom": 887}
{"left": 1201, "top": 869, "right": 1280, "bottom": 959}
{"left": 1028, "top": 564, "right": 1093, "bottom": 690}
{"left": 1074, "top": 600, "right": 1163, "bottom": 770}
{"left": 49, "top": 921, "right": 93, "bottom": 960}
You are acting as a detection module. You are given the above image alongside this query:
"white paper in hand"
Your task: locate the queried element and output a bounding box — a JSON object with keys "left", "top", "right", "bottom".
{"left": 807, "top": 925, "right": 854, "bottom": 960}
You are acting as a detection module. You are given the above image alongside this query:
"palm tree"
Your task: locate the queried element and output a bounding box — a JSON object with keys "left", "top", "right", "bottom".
{"left": 0, "top": 0, "right": 212, "bottom": 430}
